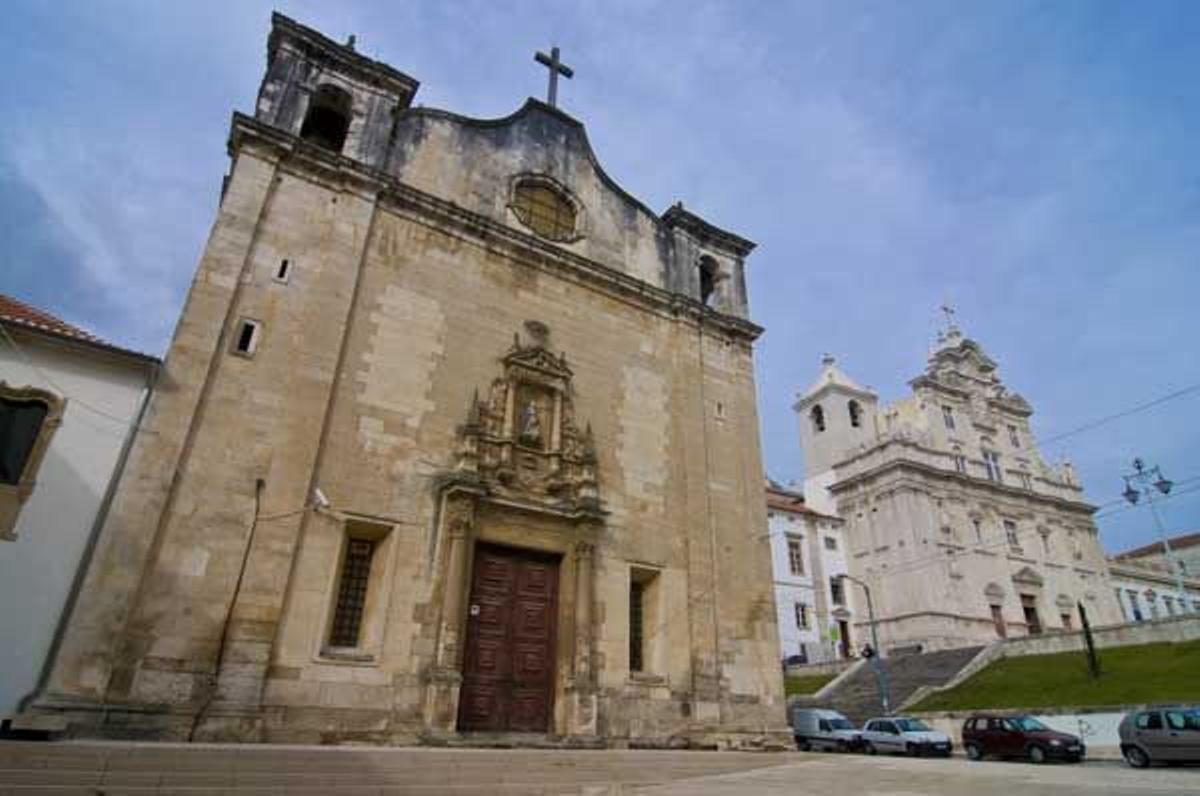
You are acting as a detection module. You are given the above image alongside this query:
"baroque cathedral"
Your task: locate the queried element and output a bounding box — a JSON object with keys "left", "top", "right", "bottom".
{"left": 794, "top": 316, "right": 1126, "bottom": 655}
{"left": 24, "top": 14, "right": 786, "bottom": 747}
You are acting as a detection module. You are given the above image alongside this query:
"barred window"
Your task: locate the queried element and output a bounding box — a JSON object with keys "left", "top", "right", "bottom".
{"left": 329, "top": 538, "right": 376, "bottom": 647}
{"left": 629, "top": 579, "right": 645, "bottom": 672}
{"left": 512, "top": 181, "right": 576, "bottom": 241}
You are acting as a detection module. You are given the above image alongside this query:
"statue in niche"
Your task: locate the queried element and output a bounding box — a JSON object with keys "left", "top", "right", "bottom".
{"left": 519, "top": 401, "right": 543, "bottom": 447}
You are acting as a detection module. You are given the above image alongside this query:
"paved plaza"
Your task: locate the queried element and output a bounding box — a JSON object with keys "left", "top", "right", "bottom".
{"left": 0, "top": 743, "right": 1196, "bottom": 795}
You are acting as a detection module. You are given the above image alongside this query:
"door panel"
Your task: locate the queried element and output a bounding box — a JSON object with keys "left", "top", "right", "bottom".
{"left": 458, "top": 545, "right": 559, "bottom": 733}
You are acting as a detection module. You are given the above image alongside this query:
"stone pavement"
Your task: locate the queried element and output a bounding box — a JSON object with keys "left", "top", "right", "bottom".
{"left": 641, "top": 754, "right": 1199, "bottom": 795}
{"left": 0, "top": 742, "right": 782, "bottom": 794}
{"left": 0, "top": 743, "right": 1197, "bottom": 795}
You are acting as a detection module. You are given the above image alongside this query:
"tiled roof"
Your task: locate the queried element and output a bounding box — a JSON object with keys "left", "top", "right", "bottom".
{"left": 765, "top": 484, "right": 840, "bottom": 521}
{"left": 1114, "top": 531, "right": 1200, "bottom": 560}
{"left": 0, "top": 293, "right": 157, "bottom": 364}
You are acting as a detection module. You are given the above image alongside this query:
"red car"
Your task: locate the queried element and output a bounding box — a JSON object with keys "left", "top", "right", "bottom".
{"left": 962, "top": 715, "right": 1085, "bottom": 764}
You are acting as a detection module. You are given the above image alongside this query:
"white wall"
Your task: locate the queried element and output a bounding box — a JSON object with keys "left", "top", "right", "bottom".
{"left": 0, "top": 334, "right": 150, "bottom": 717}
{"left": 769, "top": 506, "right": 853, "bottom": 663}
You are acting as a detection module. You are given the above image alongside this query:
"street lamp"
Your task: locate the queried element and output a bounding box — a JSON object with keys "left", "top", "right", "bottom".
{"left": 1121, "top": 458, "right": 1185, "bottom": 599}
{"left": 835, "top": 572, "right": 890, "bottom": 713}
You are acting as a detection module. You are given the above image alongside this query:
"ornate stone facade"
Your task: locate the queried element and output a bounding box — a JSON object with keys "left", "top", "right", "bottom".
{"left": 23, "top": 14, "right": 786, "bottom": 748}
{"left": 796, "top": 320, "right": 1125, "bottom": 653}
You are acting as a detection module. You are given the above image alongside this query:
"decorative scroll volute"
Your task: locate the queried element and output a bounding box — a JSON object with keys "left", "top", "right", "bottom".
{"left": 453, "top": 322, "right": 602, "bottom": 519}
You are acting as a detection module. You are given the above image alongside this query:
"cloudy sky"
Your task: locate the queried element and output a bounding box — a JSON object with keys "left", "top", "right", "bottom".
{"left": 3, "top": 1, "right": 1198, "bottom": 554}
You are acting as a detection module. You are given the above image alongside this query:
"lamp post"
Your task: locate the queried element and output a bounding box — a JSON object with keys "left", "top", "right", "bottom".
{"left": 836, "top": 572, "right": 890, "bottom": 713}
{"left": 1122, "top": 458, "right": 1186, "bottom": 599}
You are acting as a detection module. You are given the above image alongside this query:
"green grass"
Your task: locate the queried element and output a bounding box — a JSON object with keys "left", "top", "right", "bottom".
{"left": 911, "top": 639, "right": 1200, "bottom": 712}
{"left": 784, "top": 673, "right": 838, "bottom": 696}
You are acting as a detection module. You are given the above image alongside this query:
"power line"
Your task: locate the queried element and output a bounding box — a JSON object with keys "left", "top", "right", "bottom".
{"left": 1095, "top": 480, "right": 1200, "bottom": 521}
{"left": 1040, "top": 381, "right": 1200, "bottom": 448}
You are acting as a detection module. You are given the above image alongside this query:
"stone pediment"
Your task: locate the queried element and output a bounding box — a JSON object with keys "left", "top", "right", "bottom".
{"left": 446, "top": 321, "right": 604, "bottom": 522}
{"left": 1011, "top": 566, "right": 1044, "bottom": 587}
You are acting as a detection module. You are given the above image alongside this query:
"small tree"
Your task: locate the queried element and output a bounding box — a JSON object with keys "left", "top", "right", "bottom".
{"left": 1078, "top": 601, "right": 1100, "bottom": 679}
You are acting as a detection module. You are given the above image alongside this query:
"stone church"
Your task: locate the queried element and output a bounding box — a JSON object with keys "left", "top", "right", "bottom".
{"left": 795, "top": 316, "right": 1125, "bottom": 654}
{"left": 25, "top": 14, "right": 786, "bottom": 747}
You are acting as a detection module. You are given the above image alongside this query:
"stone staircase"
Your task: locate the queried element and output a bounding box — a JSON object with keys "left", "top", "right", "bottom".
{"left": 0, "top": 741, "right": 793, "bottom": 795}
{"left": 818, "top": 646, "right": 984, "bottom": 724}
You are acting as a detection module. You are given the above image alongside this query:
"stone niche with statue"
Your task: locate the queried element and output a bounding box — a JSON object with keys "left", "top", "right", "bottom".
{"left": 448, "top": 320, "right": 602, "bottom": 521}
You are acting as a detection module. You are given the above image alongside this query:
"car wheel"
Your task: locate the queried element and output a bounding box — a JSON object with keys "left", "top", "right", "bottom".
{"left": 1123, "top": 745, "right": 1150, "bottom": 769}
{"left": 965, "top": 743, "right": 983, "bottom": 761}
{"left": 796, "top": 738, "right": 811, "bottom": 752}
{"left": 836, "top": 739, "right": 848, "bottom": 753}
{"left": 905, "top": 742, "right": 917, "bottom": 757}
{"left": 864, "top": 741, "right": 876, "bottom": 756}
{"left": 1028, "top": 745, "right": 1046, "bottom": 765}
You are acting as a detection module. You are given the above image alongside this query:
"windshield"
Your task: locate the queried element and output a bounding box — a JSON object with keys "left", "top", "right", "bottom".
{"left": 828, "top": 719, "right": 856, "bottom": 730}
{"left": 894, "top": 719, "right": 932, "bottom": 732}
{"left": 1011, "top": 717, "right": 1050, "bottom": 732}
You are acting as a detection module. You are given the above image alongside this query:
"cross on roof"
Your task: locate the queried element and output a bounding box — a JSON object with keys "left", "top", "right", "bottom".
{"left": 535, "top": 46, "right": 573, "bottom": 108}
{"left": 940, "top": 300, "right": 957, "bottom": 328}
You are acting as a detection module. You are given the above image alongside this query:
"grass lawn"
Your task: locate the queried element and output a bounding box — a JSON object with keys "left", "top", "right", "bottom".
{"left": 911, "top": 639, "right": 1200, "bottom": 712}
{"left": 784, "top": 673, "right": 838, "bottom": 696}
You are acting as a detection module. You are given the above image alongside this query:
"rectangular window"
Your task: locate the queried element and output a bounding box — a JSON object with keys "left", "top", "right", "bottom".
{"left": 972, "top": 519, "right": 983, "bottom": 543}
{"left": 1021, "top": 593, "right": 1042, "bottom": 635}
{"left": 787, "top": 536, "right": 804, "bottom": 575}
{"left": 823, "top": 536, "right": 837, "bottom": 551}
{"left": 1115, "top": 588, "right": 1128, "bottom": 620}
{"left": 1128, "top": 590, "right": 1143, "bottom": 622}
{"left": 794, "top": 602, "right": 809, "bottom": 629}
{"left": 942, "top": 405, "right": 955, "bottom": 430}
{"left": 1008, "top": 424, "right": 1021, "bottom": 448}
{"left": 1004, "top": 520, "right": 1019, "bottom": 549}
{"left": 1164, "top": 597, "right": 1175, "bottom": 616}
{"left": 1019, "top": 472, "right": 1032, "bottom": 491}
{"left": 954, "top": 454, "right": 967, "bottom": 474}
{"left": 0, "top": 398, "right": 49, "bottom": 485}
{"left": 232, "top": 318, "right": 262, "bottom": 357}
{"left": 983, "top": 450, "right": 1002, "bottom": 483}
{"left": 274, "top": 258, "right": 292, "bottom": 283}
{"left": 629, "top": 579, "right": 645, "bottom": 672}
{"left": 990, "top": 604, "right": 1006, "bottom": 638}
{"left": 329, "top": 537, "right": 377, "bottom": 648}
{"left": 1060, "top": 612, "right": 1073, "bottom": 630}
{"left": 830, "top": 576, "right": 845, "bottom": 606}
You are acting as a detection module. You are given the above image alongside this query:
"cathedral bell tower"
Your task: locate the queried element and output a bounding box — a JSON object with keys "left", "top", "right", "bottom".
{"left": 794, "top": 354, "right": 878, "bottom": 478}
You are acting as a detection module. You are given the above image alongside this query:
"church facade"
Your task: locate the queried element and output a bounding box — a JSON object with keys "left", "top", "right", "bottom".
{"left": 795, "top": 320, "right": 1125, "bottom": 654}
{"left": 25, "top": 14, "right": 787, "bottom": 748}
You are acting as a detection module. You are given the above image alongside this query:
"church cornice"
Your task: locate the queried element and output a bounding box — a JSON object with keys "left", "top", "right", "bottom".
{"left": 829, "top": 445, "right": 1096, "bottom": 517}
{"left": 227, "top": 113, "right": 763, "bottom": 343}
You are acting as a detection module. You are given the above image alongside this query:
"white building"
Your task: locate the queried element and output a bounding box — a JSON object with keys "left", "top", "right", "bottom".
{"left": 0, "top": 294, "right": 157, "bottom": 723}
{"left": 1108, "top": 560, "right": 1200, "bottom": 622}
{"left": 766, "top": 481, "right": 855, "bottom": 664}
{"left": 793, "top": 317, "right": 1124, "bottom": 654}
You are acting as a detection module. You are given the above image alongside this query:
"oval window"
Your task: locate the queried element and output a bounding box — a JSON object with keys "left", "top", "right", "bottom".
{"left": 511, "top": 180, "right": 577, "bottom": 241}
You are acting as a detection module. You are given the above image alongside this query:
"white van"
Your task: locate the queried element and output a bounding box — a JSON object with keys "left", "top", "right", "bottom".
{"left": 790, "top": 707, "right": 863, "bottom": 752}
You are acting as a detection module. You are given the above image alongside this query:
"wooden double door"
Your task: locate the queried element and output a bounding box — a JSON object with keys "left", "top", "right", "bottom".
{"left": 457, "top": 544, "right": 560, "bottom": 733}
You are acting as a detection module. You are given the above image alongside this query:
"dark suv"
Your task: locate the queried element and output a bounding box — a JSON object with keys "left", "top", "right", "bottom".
{"left": 962, "top": 715, "right": 1085, "bottom": 764}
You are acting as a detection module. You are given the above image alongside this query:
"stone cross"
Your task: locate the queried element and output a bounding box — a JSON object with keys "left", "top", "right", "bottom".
{"left": 940, "top": 301, "right": 956, "bottom": 328}
{"left": 535, "top": 46, "right": 574, "bottom": 107}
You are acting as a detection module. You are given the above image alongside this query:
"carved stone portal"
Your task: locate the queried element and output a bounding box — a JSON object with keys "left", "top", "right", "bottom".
{"left": 452, "top": 321, "right": 603, "bottom": 520}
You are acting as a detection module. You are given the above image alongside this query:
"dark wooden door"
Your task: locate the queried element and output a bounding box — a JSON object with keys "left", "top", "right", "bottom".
{"left": 457, "top": 544, "right": 559, "bottom": 733}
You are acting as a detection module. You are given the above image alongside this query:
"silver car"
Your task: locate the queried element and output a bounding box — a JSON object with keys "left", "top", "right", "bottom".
{"left": 861, "top": 716, "right": 953, "bottom": 757}
{"left": 1119, "top": 707, "right": 1200, "bottom": 768}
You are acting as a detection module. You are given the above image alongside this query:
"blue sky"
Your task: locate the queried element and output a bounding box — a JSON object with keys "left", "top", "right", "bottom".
{"left": 3, "top": 1, "right": 1198, "bottom": 554}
